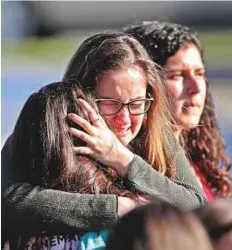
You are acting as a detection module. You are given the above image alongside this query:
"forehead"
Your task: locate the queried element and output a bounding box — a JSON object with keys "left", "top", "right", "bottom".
{"left": 164, "top": 43, "right": 204, "bottom": 70}
{"left": 95, "top": 66, "right": 147, "bottom": 100}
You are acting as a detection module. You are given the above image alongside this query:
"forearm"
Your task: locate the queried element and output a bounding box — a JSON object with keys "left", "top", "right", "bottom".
{"left": 2, "top": 182, "right": 117, "bottom": 233}
{"left": 2, "top": 137, "right": 118, "bottom": 233}
{"left": 126, "top": 154, "right": 207, "bottom": 210}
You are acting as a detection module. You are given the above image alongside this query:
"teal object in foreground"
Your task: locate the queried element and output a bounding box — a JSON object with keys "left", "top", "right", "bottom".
{"left": 79, "top": 230, "right": 109, "bottom": 250}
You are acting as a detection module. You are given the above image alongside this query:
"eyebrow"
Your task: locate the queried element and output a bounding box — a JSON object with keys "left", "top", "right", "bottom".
{"left": 164, "top": 65, "right": 205, "bottom": 71}
{"left": 164, "top": 67, "right": 205, "bottom": 73}
{"left": 96, "top": 96, "right": 146, "bottom": 100}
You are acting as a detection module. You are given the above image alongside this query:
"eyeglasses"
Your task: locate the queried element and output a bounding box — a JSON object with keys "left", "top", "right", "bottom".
{"left": 95, "top": 98, "right": 154, "bottom": 116}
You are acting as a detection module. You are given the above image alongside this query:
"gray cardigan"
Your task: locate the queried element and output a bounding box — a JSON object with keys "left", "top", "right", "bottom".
{"left": 2, "top": 136, "right": 206, "bottom": 233}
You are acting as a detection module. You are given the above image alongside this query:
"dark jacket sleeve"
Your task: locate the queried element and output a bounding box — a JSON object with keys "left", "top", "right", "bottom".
{"left": 2, "top": 135, "right": 206, "bottom": 234}
{"left": 2, "top": 137, "right": 117, "bottom": 233}
{"left": 126, "top": 139, "right": 207, "bottom": 210}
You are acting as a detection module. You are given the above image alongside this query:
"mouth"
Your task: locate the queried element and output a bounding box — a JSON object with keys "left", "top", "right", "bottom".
{"left": 182, "top": 103, "right": 201, "bottom": 114}
{"left": 116, "top": 126, "right": 131, "bottom": 135}
{"left": 183, "top": 101, "right": 201, "bottom": 109}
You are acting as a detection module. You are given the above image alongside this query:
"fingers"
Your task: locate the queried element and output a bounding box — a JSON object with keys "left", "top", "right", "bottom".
{"left": 69, "top": 127, "right": 94, "bottom": 145}
{"left": 98, "top": 115, "right": 108, "bottom": 127}
{"left": 73, "top": 146, "right": 94, "bottom": 155}
{"left": 68, "top": 113, "right": 95, "bottom": 136}
{"left": 67, "top": 98, "right": 112, "bottom": 160}
{"left": 77, "top": 99, "right": 100, "bottom": 126}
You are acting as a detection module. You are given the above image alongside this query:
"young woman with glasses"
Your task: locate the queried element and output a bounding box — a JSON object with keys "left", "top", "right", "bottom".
{"left": 2, "top": 33, "right": 206, "bottom": 249}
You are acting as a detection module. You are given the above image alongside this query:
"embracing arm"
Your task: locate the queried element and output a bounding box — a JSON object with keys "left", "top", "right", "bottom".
{"left": 67, "top": 104, "right": 206, "bottom": 210}
{"left": 2, "top": 137, "right": 118, "bottom": 233}
{"left": 126, "top": 143, "right": 207, "bottom": 210}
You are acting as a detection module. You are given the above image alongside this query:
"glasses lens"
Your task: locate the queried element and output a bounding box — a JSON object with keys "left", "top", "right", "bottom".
{"left": 129, "top": 100, "right": 152, "bottom": 115}
{"left": 96, "top": 100, "right": 121, "bottom": 115}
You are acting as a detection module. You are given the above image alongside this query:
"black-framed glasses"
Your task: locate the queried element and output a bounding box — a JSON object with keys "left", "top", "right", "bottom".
{"left": 95, "top": 98, "right": 154, "bottom": 116}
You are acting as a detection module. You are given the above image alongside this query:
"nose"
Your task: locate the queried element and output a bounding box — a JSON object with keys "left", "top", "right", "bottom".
{"left": 186, "top": 74, "right": 202, "bottom": 95}
{"left": 115, "top": 105, "right": 131, "bottom": 124}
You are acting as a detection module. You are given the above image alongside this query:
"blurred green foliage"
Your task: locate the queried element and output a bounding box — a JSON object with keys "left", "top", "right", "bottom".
{"left": 198, "top": 30, "right": 232, "bottom": 67}
{"left": 2, "top": 36, "right": 85, "bottom": 67}
{"left": 2, "top": 30, "right": 232, "bottom": 68}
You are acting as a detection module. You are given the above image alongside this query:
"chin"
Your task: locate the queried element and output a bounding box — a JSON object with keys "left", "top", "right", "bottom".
{"left": 179, "top": 115, "right": 201, "bottom": 131}
{"left": 118, "top": 135, "right": 132, "bottom": 146}
{"left": 120, "top": 138, "right": 130, "bottom": 146}
{"left": 183, "top": 121, "right": 200, "bottom": 130}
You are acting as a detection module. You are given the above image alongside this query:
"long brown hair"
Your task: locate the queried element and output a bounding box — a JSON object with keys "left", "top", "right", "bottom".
{"left": 63, "top": 32, "right": 175, "bottom": 178}
{"left": 124, "top": 21, "right": 231, "bottom": 197}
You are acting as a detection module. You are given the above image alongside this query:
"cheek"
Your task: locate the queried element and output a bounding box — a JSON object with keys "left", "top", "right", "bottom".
{"left": 103, "top": 116, "right": 115, "bottom": 128}
{"left": 202, "top": 82, "right": 207, "bottom": 100}
{"left": 166, "top": 81, "right": 182, "bottom": 100}
{"left": 198, "top": 80, "right": 207, "bottom": 110}
{"left": 131, "top": 115, "right": 144, "bottom": 130}
{"left": 166, "top": 83, "right": 182, "bottom": 111}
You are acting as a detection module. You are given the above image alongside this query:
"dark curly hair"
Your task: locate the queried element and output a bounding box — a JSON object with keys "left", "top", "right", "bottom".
{"left": 124, "top": 20, "right": 231, "bottom": 197}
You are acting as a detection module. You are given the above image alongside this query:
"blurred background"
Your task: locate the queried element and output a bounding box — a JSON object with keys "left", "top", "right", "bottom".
{"left": 1, "top": 1, "right": 232, "bottom": 159}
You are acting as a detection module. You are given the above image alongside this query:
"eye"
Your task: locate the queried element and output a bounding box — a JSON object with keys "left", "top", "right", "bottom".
{"left": 98, "top": 100, "right": 119, "bottom": 107}
{"left": 167, "top": 72, "right": 183, "bottom": 80}
{"left": 96, "top": 99, "right": 121, "bottom": 116}
{"left": 195, "top": 70, "right": 205, "bottom": 78}
{"left": 130, "top": 100, "right": 144, "bottom": 107}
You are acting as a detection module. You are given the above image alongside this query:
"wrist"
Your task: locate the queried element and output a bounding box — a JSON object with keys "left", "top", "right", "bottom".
{"left": 117, "top": 197, "right": 137, "bottom": 217}
{"left": 115, "top": 147, "right": 134, "bottom": 177}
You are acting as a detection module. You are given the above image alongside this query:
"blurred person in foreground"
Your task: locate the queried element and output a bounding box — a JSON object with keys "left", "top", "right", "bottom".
{"left": 124, "top": 20, "right": 231, "bottom": 201}
{"left": 2, "top": 33, "right": 205, "bottom": 249}
{"left": 106, "top": 200, "right": 213, "bottom": 250}
{"left": 194, "top": 199, "right": 232, "bottom": 250}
